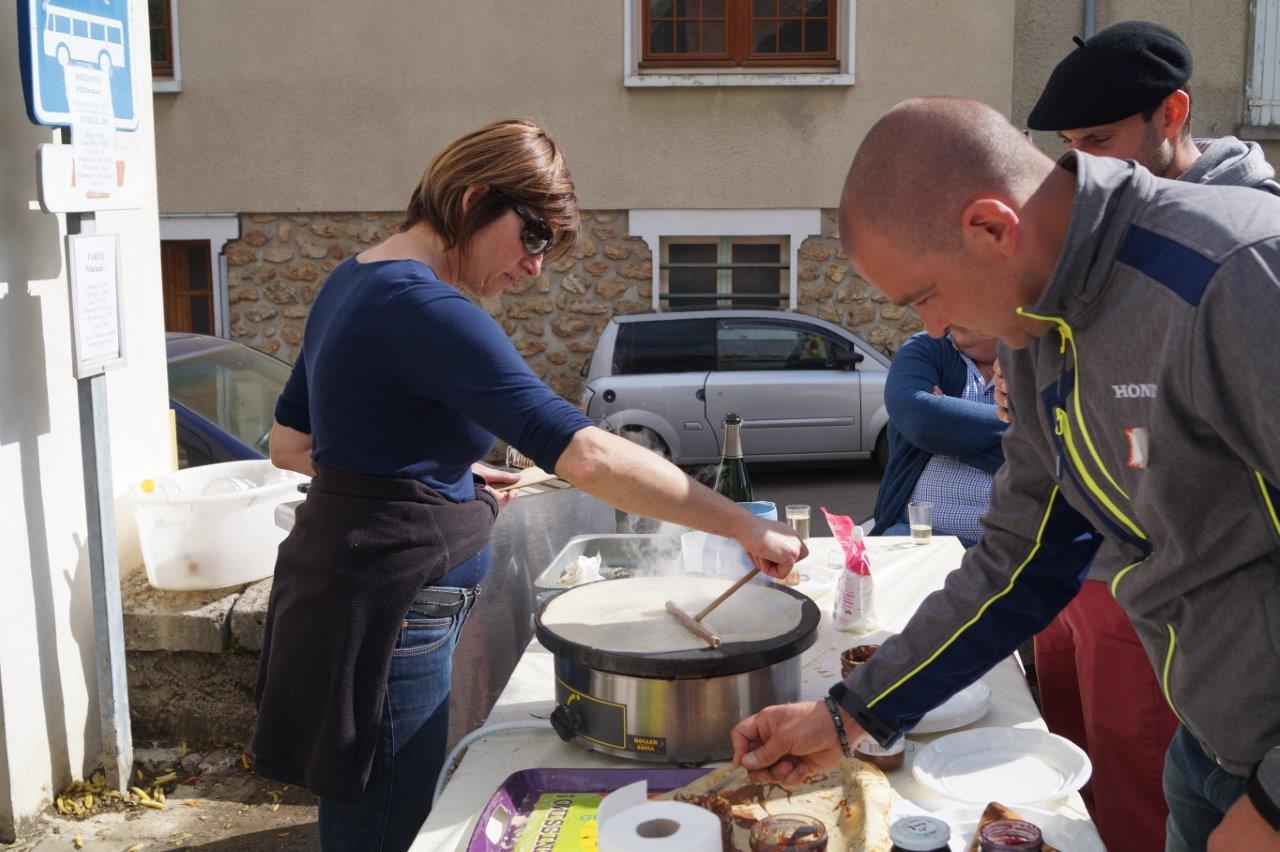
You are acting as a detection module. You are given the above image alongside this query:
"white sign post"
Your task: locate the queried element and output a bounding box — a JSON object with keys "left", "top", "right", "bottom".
{"left": 20, "top": 0, "right": 139, "bottom": 791}
{"left": 66, "top": 207, "right": 133, "bottom": 793}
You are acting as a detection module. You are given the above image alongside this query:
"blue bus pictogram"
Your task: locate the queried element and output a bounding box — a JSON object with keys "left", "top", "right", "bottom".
{"left": 18, "top": 0, "right": 138, "bottom": 130}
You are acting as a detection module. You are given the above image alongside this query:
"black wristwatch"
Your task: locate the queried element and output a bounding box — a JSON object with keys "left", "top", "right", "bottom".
{"left": 824, "top": 696, "right": 855, "bottom": 759}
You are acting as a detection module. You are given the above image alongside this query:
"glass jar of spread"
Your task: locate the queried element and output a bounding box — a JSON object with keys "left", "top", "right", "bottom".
{"left": 748, "top": 814, "right": 828, "bottom": 851}
{"left": 854, "top": 735, "right": 906, "bottom": 771}
{"left": 889, "top": 815, "right": 951, "bottom": 851}
{"left": 978, "top": 819, "right": 1044, "bottom": 851}
{"left": 840, "top": 643, "right": 879, "bottom": 679}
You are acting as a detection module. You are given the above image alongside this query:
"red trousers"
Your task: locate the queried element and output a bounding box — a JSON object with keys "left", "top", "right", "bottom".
{"left": 1034, "top": 580, "right": 1179, "bottom": 852}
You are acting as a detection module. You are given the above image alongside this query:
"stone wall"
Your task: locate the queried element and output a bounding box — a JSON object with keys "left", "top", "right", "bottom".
{"left": 793, "top": 210, "right": 924, "bottom": 356}
{"left": 222, "top": 209, "right": 922, "bottom": 403}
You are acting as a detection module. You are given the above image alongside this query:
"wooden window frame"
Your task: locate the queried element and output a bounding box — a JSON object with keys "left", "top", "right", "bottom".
{"left": 149, "top": 0, "right": 175, "bottom": 78}
{"left": 640, "top": 0, "right": 838, "bottom": 69}
{"left": 160, "top": 239, "right": 215, "bottom": 335}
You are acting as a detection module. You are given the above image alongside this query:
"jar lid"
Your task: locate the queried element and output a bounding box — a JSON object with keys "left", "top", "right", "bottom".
{"left": 889, "top": 816, "right": 951, "bottom": 850}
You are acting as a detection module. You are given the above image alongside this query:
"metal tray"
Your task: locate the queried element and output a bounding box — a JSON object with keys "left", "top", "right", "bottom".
{"left": 533, "top": 533, "right": 685, "bottom": 592}
{"left": 466, "top": 766, "right": 711, "bottom": 851}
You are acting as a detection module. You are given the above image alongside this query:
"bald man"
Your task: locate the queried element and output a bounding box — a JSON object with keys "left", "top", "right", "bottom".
{"left": 731, "top": 99, "right": 1280, "bottom": 851}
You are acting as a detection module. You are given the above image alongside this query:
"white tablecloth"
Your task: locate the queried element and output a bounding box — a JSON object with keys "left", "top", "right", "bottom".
{"left": 412, "top": 535, "right": 1093, "bottom": 850}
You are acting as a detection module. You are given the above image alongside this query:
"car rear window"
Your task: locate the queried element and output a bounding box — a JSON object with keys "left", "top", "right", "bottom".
{"left": 612, "top": 319, "right": 715, "bottom": 375}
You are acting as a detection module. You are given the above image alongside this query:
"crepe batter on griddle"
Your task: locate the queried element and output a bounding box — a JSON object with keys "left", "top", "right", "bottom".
{"left": 541, "top": 576, "right": 803, "bottom": 653}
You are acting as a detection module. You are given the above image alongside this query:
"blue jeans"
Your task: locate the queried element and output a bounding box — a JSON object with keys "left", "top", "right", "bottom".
{"left": 1163, "top": 724, "right": 1248, "bottom": 851}
{"left": 317, "top": 581, "right": 481, "bottom": 852}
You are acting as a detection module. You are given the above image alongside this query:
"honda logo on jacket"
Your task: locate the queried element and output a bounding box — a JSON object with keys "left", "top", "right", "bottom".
{"left": 1113, "top": 383, "right": 1157, "bottom": 399}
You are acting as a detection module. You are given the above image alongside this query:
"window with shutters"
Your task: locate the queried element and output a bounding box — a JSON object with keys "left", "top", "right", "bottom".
{"left": 661, "top": 237, "right": 788, "bottom": 310}
{"left": 1246, "top": 0, "right": 1280, "bottom": 133}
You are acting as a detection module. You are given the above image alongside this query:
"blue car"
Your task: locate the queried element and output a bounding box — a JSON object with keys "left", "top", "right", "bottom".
{"left": 166, "top": 332, "right": 291, "bottom": 468}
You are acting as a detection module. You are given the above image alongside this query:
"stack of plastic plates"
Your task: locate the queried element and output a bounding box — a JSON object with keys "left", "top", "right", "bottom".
{"left": 912, "top": 727, "right": 1092, "bottom": 806}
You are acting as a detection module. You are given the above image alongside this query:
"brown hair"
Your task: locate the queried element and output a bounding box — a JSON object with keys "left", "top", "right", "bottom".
{"left": 403, "top": 118, "right": 579, "bottom": 261}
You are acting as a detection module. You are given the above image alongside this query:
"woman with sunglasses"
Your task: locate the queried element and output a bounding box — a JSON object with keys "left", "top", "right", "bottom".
{"left": 252, "top": 118, "right": 807, "bottom": 852}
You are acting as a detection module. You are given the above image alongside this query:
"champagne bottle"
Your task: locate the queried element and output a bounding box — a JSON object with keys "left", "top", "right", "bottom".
{"left": 712, "top": 413, "right": 754, "bottom": 502}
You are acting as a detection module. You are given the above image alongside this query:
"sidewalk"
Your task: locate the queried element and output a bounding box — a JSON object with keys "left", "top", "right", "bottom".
{"left": 6, "top": 748, "right": 317, "bottom": 851}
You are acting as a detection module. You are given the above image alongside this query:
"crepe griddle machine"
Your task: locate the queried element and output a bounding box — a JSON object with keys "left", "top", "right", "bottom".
{"left": 535, "top": 578, "right": 820, "bottom": 764}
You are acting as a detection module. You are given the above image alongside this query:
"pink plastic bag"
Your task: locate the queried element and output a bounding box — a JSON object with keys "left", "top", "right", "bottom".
{"left": 822, "top": 507, "right": 878, "bottom": 633}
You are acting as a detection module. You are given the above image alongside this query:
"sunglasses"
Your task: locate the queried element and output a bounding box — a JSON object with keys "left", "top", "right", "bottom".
{"left": 494, "top": 192, "right": 555, "bottom": 256}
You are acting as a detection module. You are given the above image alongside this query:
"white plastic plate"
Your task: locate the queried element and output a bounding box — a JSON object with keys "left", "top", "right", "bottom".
{"left": 913, "top": 681, "right": 992, "bottom": 734}
{"left": 912, "top": 727, "right": 1092, "bottom": 806}
{"left": 935, "top": 804, "right": 1105, "bottom": 852}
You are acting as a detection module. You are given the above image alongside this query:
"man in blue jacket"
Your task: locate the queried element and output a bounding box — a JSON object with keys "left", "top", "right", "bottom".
{"left": 871, "top": 328, "right": 1006, "bottom": 547}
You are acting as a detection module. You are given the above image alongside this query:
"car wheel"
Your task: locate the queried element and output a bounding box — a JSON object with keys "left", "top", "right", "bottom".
{"left": 874, "top": 429, "right": 889, "bottom": 470}
{"left": 620, "top": 426, "right": 671, "bottom": 460}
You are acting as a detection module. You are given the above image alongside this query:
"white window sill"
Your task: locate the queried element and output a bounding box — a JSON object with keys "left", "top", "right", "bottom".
{"left": 625, "top": 72, "right": 854, "bottom": 88}
{"left": 153, "top": 78, "right": 183, "bottom": 93}
{"left": 1238, "top": 123, "right": 1280, "bottom": 141}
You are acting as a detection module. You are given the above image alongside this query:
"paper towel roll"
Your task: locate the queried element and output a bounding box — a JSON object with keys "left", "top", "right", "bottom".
{"left": 598, "top": 799, "right": 723, "bottom": 851}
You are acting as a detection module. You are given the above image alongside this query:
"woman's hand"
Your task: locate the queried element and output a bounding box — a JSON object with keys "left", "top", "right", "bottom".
{"left": 472, "top": 461, "right": 522, "bottom": 507}
{"left": 993, "top": 360, "right": 1012, "bottom": 423}
{"left": 737, "top": 517, "right": 808, "bottom": 579}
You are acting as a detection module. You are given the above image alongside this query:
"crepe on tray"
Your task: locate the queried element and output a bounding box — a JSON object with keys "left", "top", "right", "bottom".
{"left": 660, "top": 757, "right": 896, "bottom": 851}
{"left": 963, "top": 801, "right": 1059, "bottom": 852}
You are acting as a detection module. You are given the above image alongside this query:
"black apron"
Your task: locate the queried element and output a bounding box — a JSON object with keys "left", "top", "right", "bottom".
{"left": 251, "top": 465, "right": 496, "bottom": 802}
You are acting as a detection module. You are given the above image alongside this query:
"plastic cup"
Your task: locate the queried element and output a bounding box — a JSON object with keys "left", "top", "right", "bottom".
{"left": 785, "top": 504, "right": 811, "bottom": 540}
{"left": 739, "top": 501, "right": 778, "bottom": 521}
{"left": 908, "top": 500, "right": 933, "bottom": 545}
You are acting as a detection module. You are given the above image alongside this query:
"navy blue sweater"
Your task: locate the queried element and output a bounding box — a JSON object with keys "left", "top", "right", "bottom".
{"left": 870, "top": 333, "right": 1007, "bottom": 535}
{"left": 276, "top": 256, "right": 591, "bottom": 502}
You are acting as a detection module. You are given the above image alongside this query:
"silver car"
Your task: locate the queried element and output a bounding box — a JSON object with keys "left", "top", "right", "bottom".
{"left": 579, "top": 310, "right": 891, "bottom": 466}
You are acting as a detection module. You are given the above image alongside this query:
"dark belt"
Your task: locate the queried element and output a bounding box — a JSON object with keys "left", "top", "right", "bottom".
{"left": 409, "top": 585, "right": 481, "bottom": 618}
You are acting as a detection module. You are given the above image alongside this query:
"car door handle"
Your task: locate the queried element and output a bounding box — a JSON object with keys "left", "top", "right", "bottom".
{"left": 695, "top": 389, "right": 705, "bottom": 401}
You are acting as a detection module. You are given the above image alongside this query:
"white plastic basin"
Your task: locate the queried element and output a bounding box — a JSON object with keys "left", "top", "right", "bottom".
{"left": 131, "top": 459, "right": 308, "bottom": 590}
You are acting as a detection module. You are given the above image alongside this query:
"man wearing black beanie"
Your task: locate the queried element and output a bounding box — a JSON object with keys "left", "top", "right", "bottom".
{"left": 1028, "top": 21, "right": 1280, "bottom": 191}
{"left": 1015, "top": 20, "right": 1280, "bottom": 852}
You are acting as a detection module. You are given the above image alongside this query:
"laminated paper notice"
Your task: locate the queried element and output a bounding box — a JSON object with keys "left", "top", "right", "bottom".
{"left": 65, "top": 65, "right": 117, "bottom": 195}
{"left": 69, "top": 235, "right": 122, "bottom": 369}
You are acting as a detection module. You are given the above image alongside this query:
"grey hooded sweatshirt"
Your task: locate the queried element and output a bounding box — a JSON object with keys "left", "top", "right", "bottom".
{"left": 832, "top": 153, "right": 1280, "bottom": 817}
{"left": 1181, "top": 135, "right": 1280, "bottom": 195}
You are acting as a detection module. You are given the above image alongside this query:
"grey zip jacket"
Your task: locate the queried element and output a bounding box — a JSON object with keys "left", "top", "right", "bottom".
{"left": 832, "top": 152, "right": 1280, "bottom": 813}
{"left": 1081, "top": 135, "right": 1280, "bottom": 590}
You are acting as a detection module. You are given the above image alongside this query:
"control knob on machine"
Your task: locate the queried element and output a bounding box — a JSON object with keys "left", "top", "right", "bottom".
{"left": 549, "top": 703, "right": 583, "bottom": 742}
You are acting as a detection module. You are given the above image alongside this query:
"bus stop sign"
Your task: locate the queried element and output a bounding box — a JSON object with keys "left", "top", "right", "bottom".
{"left": 18, "top": 0, "right": 138, "bottom": 130}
